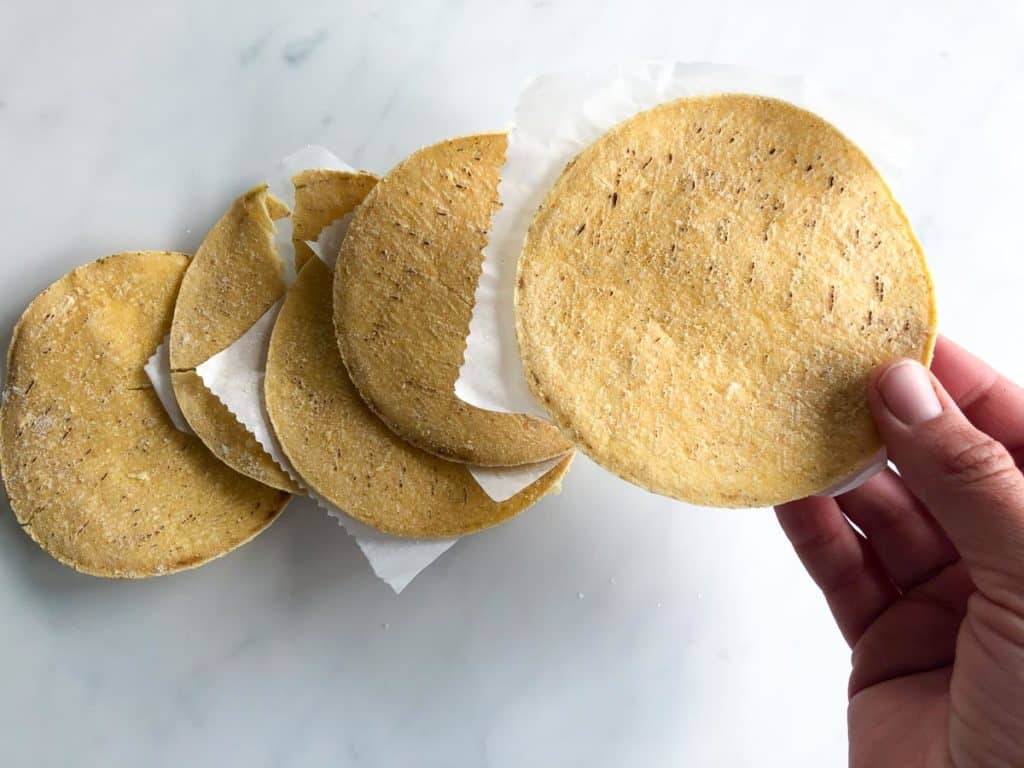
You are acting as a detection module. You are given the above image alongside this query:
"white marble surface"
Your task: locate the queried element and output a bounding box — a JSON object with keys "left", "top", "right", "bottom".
{"left": 1, "top": 1, "right": 1021, "bottom": 765}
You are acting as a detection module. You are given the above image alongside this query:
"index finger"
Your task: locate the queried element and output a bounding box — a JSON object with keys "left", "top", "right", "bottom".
{"left": 930, "top": 335, "right": 1024, "bottom": 461}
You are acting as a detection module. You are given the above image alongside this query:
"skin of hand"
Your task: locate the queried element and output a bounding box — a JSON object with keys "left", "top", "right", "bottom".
{"left": 776, "top": 336, "right": 1024, "bottom": 768}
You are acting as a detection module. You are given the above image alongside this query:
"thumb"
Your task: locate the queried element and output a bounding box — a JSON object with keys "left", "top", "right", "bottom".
{"left": 869, "top": 359, "right": 1024, "bottom": 604}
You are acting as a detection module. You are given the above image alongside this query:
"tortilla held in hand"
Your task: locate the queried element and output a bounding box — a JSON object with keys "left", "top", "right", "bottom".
{"left": 0, "top": 252, "right": 290, "bottom": 577}
{"left": 515, "top": 94, "right": 936, "bottom": 508}
{"left": 169, "top": 185, "right": 298, "bottom": 493}
{"left": 268, "top": 256, "right": 573, "bottom": 538}
{"left": 334, "top": 133, "right": 572, "bottom": 467}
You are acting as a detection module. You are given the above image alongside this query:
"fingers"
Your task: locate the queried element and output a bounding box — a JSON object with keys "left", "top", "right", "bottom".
{"left": 931, "top": 336, "right": 1024, "bottom": 463}
{"left": 869, "top": 358, "right": 1024, "bottom": 610}
{"left": 849, "top": 561, "right": 974, "bottom": 696}
{"left": 776, "top": 497, "right": 898, "bottom": 646}
{"left": 837, "top": 469, "right": 959, "bottom": 591}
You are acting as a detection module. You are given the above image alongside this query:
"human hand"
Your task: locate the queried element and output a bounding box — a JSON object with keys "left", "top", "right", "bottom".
{"left": 776, "top": 336, "right": 1024, "bottom": 767}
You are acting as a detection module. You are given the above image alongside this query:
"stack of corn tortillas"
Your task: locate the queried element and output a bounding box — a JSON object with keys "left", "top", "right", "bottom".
{"left": 0, "top": 91, "right": 935, "bottom": 579}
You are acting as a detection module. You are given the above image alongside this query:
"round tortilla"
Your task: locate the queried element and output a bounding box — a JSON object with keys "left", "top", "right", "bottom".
{"left": 515, "top": 95, "right": 936, "bottom": 508}
{"left": 169, "top": 185, "right": 298, "bottom": 492}
{"left": 0, "top": 252, "right": 290, "bottom": 577}
{"left": 334, "top": 133, "right": 571, "bottom": 466}
{"left": 268, "top": 256, "right": 573, "bottom": 538}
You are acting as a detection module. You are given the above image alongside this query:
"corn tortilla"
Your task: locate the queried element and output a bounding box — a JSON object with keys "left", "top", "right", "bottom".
{"left": 334, "top": 133, "right": 571, "bottom": 466}
{"left": 268, "top": 256, "right": 573, "bottom": 538}
{"left": 515, "top": 95, "right": 936, "bottom": 507}
{"left": 292, "top": 168, "right": 379, "bottom": 270}
{"left": 169, "top": 185, "right": 297, "bottom": 492}
{"left": 0, "top": 252, "right": 290, "bottom": 577}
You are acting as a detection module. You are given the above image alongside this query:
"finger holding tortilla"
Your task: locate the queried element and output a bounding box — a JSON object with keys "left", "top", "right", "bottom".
{"left": 268, "top": 256, "right": 573, "bottom": 538}
{"left": 0, "top": 252, "right": 290, "bottom": 577}
{"left": 169, "top": 185, "right": 298, "bottom": 492}
{"left": 515, "top": 94, "right": 936, "bottom": 508}
{"left": 334, "top": 133, "right": 572, "bottom": 467}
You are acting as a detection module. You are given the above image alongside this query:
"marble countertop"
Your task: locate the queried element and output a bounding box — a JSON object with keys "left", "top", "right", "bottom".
{"left": 2, "top": 1, "right": 1021, "bottom": 765}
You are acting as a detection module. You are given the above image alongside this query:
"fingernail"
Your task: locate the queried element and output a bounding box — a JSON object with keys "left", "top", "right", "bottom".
{"left": 878, "top": 360, "right": 943, "bottom": 426}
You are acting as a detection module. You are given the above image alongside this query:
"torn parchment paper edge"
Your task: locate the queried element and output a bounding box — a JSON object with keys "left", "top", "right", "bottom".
{"left": 455, "top": 60, "right": 915, "bottom": 498}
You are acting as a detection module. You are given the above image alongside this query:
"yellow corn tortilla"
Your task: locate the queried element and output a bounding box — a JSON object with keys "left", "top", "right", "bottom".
{"left": 515, "top": 94, "right": 936, "bottom": 508}
{"left": 169, "top": 185, "right": 298, "bottom": 492}
{"left": 334, "top": 133, "right": 572, "bottom": 466}
{"left": 267, "top": 256, "right": 573, "bottom": 537}
{"left": 292, "top": 168, "right": 379, "bottom": 270}
{"left": 0, "top": 252, "right": 290, "bottom": 577}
